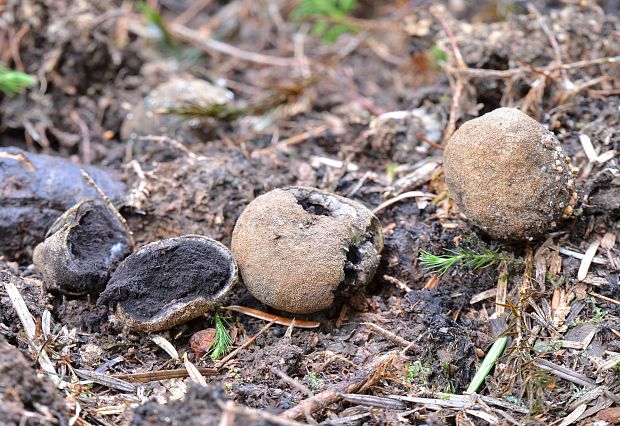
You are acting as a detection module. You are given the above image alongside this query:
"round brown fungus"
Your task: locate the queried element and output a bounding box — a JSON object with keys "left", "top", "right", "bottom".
{"left": 443, "top": 108, "right": 578, "bottom": 240}
{"left": 231, "top": 187, "right": 383, "bottom": 314}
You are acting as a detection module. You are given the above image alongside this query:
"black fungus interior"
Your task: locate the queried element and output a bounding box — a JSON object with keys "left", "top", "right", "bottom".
{"left": 98, "top": 239, "right": 231, "bottom": 320}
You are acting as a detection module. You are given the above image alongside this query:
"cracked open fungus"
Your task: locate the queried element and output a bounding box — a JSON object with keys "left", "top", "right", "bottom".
{"left": 231, "top": 187, "right": 383, "bottom": 314}
{"left": 444, "top": 108, "right": 578, "bottom": 240}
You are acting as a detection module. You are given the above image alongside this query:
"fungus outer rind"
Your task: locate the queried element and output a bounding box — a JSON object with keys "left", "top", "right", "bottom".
{"left": 444, "top": 108, "right": 576, "bottom": 240}
{"left": 231, "top": 187, "right": 383, "bottom": 314}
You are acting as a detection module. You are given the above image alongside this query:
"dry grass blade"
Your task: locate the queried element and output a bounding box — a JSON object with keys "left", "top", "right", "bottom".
{"left": 183, "top": 353, "right": 207, "bottom": 387}
{"left": 74, "top": 369, "right": 136, "bottom": 392}
{"left": 151, "top": 335, "right": 179, "bottom": 360}
{"left": 2, "top": 278, "right": 63, "bottom": 387}
{"left": 372, "top": 191, "right": 435, "bottom": 214}
{"left": 578, "top": 239, "right": 601, "bottom": 281}
{"left": 339, "top": 393, "right": 407, "bottom": 410}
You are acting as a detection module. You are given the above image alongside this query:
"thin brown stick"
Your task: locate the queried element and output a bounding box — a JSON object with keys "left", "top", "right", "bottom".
{"left": 447, "top": 56, "right": 620, "bottom": 79}
{"left": 169, "top": 23, "right": 299, "bottom": 67}
{"left": 223, "top": 305, "right": 320, "bottom": 329}
{"left": 282, "top": 350, "right": 399, "bottom": 420}
{"left": 254, "top": 125, "right": 328, "bottom": 156}
{"left": 216, "top": 401, "right": 307, "bottom": 426}
{"left": 527, "top": 4, "right": 570, "bottom": 86}
{"left": 215, "top": 319, "right": 276, "bottom": 369}
{"left": 112, "top": 367, "right": 217, "bottom": 383}
{"left": 362, "top": 322, "right": 412, "bottom": 348}
{"left": 428, "top": 7, "right": 467, "bottom": 143}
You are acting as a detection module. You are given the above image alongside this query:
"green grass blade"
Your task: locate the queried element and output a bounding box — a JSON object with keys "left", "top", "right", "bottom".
{"left": 0, "top": 67, "right": 36, "bottom": 96}
{"left": 466, "top": 335, "right": 508, "bottom": 394}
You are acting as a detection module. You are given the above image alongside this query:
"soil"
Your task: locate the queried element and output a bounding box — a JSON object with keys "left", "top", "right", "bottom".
{"left": 99, "top": 237, "right": 232, "bottom": 320}
{"left": 0, "top": 0, "right": 619, "bottom": 425}
{"left": 0, "top": 335, "right": 68, "bottom": 425}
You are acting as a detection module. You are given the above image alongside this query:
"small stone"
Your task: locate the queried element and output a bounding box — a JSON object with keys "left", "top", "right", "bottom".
{"left": 444, "top": 108, "right": 576, "bottom": 240}
{"left": 190, "top": 329, "right": 217, "bottom": 358}
{"left": 120, "top": 76, "right": 231, "bottom": 141}
{"left": 231, "top": 187, "right": 383, "bottom": 314}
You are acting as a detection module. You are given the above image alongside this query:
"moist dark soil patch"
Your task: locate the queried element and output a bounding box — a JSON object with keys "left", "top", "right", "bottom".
{"left": 99, "top": 239, "right": 231, "bottom": 320}
{"left": 68, "top": 204, "right": 131, "bottom": 272}
{"left": 0, "top": 335, "right": 68, "bottom": 426}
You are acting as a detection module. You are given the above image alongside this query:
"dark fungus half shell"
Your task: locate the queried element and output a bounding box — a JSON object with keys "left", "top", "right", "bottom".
{"left": 33, "top": 199, "right": 134, "bottom": 295}
{"left": 231, "top": 186, "right": 383, "bottom": 314}
{"left": 97, "top": 235, "right": 237, "bottom": 332}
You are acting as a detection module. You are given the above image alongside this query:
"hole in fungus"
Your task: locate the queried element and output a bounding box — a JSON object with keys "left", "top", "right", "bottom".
{"left": 68, "top": 206, "right": 131, "bottom": 271}
{"left": 296, "top": 198, "right": 332, "bottom": 216}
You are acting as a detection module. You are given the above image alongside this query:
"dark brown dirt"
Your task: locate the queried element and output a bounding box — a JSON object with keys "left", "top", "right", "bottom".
{"left": 99, "top": 237, "right": 232, "bottom": 320}
{"left": 0, "top": 335, "right": 68, "bottom": 426}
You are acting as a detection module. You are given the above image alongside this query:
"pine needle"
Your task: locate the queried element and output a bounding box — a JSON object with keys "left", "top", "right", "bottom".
{"left": 210, "top": 312, "right": 233, "bottom": 361}
{"left": 419, "top": 246, "right": 509, "bottom": 276}
{"left": 0, "top": 67, "right": 36, "bottom": 96}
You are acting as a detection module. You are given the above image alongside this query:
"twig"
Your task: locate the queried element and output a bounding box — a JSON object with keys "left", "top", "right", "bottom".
{"left": 273, "top": 369, "right": 317, "bottom": 425}
{"left": 362, "top": 322, "right": 412, "bottom": 348}
{"left": 254, "top": 125, "right": 328, "bottom": 156}
{"left": 527, "top": 4, "right": 571, "bottom": 88}
{"left": 282, "top": 350, "right": 399, "bottom": 420}
{"left": 70, "top": 111, "right": 92, "bottom": 165}
{"left": 169, "top": 23, "right": 299, "bottom": 67}
{"left": 215, "top": 319, "right": 276, "bottom": 369}
{"left": 558, "top": 247, "right": 608, "bottom": 265}
{"left": 428, "top": 7, "right": 467, "bottom": 143}
{"left": 589, "top": 291, "right": 620, "bottom": 306}
{"left": 216, "top": 401, "right": 307, "bottom": 426}
{"left": 372, "top": 191, "right": 435, "bottom": 214}
{"left": 80, "top": 169, "right": 134, "bottom": 249}
{"left": 112, "top": 367, "right": 216, "bottom": 383}
{"left": 533, "top": 359, "right": 596, "bottom": 388}
{"left": 447, "top": 56, "right": 620, "bottom": 79}
{"left": 222, "top": 305, "right": 320, "bottom": 329}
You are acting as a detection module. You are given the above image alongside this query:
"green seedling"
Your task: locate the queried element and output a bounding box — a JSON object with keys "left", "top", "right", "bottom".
{"left": 419, "top": 246, "right": 509, "bottom": 276}
{"left": 406, "top": 360, "right": 431, "bottom": 384}
{"left": 0, "top": 67, "right": 36, "bottom": 96}
{"left": 308, "top": 371, "right": 322, "bottom": 390}
{"left": 210, "top": 312, "right": 233, "bottom": 361}
{"left": 466, "top": 335, "right": 508, "bottom": 394}
{"left": 138, "top": 1, "right": 175, "bottom": 47}
{"left": 292, "top": 0, "right": 359, "bottom": 43}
